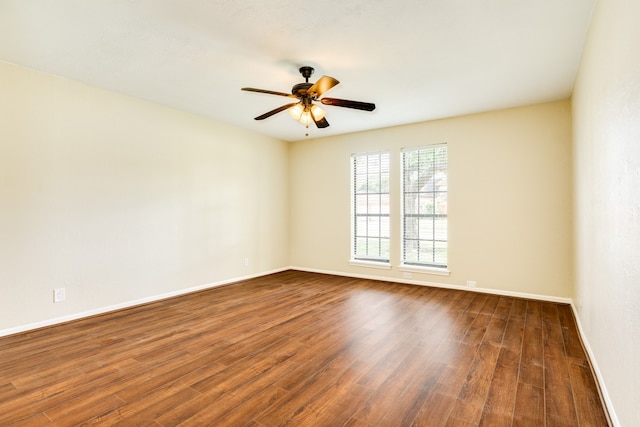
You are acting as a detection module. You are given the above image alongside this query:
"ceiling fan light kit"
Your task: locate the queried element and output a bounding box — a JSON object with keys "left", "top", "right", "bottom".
{"left": 241, "top": 66, "right": 375, "bottom": 133}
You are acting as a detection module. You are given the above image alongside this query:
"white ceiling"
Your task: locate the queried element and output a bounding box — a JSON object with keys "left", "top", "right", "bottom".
{"left": 0, "top": 0, "right": 595, "bottom": 142}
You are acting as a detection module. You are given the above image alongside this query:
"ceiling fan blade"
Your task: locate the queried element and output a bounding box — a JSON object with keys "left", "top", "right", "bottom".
{"left": 320, "top": 97, "right": 376, "bottom": 111}
{"left": 242, "top": 87, "right": 297, "bottom": 98}
{"left": 307, "top": 76, "right": 340, "bottom": 98}
{"left": 254, "top": 103, "right": 299, "bottom": 120}
{"left": 313, "top": 115, "right": 330, "bottom": 129}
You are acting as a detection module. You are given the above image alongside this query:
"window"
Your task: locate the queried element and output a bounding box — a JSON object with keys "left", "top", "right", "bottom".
{"left": 401, "top": 144, "right": 448, "bottom": 268}
{"left": 351, "top": 151, "right": 390, "bottom": 263}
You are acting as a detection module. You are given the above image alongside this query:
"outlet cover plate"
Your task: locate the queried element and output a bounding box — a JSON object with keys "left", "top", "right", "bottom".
{"left": 53, "top": 288, "right": 66, "bottom": 303}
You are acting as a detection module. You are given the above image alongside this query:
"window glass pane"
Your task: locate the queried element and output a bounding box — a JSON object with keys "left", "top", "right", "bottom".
{"left": 355, "top": 237, "right": 367, "bottom": 257}
{"left": 404, "top": 217, "right": 419, "bottom": 240}
{"left": 365, "top": 238, "right": 380, "bottom": 257}
{"left": 418, "top": 240, "right": 434, "bottom": 264}
{"left": 435, "top": 218, "right": 447, "bottom": 240}
{"left": 380, "top": 172, "right": 390, "bottom": 193}
{"left": 404, "top": 239, "right": 418, "bottom": 263}
{"left": 355, "top": 194, "right": 368, "bottom": 214}
{"left": 435, "top": 194, "right": 447, "bottom": 215}
{"left": 368, "top": 194, "right": 381, "bottom": 214}
{"left": 419, "top": 217, "right": 434, "bottom": 240}
{"left": 380, "top": 217, "right": 390, "bottom": 238}
{"left": 368, "top": 217, "right": 380, "bottom": 237}
{"left": 356, "top": 216, "right": 367, "bottom": 236}
{"left": 380, "top": 194, "right": 390, "bottom": 215}
{"left": 355, "top": 173, "right": 368, "bottom": 194}
{"left": 434, "top": 241, "right": 447, "bottom": 265}
{"left": 404, "top": 195, "right": 416, "bottom": 215}
{"left": 380, "top": 238, "right": 390, "bottom": 257}
{"left": 367, "top": 155, "right": 380, "bottom": 174}
{"left": 418, "top": 194, "right": 435, "bottom": 215}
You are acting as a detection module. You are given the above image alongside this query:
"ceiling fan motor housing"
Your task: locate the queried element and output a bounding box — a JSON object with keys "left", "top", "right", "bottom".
{"left": 292, "top": 82, "right": 313, "bottom": 97}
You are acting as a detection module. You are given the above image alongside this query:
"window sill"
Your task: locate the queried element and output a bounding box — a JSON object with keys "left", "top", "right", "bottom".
{"left": 398, "top": 264, "right": 450, "bottom": 276}
{"left": 349, "top": 259, "right": 392, "bottom": 270}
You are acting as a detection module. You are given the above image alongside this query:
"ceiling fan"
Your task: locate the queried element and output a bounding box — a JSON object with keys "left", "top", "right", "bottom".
{"left": 241, "top": 66, "right": 375, "bottom": 129}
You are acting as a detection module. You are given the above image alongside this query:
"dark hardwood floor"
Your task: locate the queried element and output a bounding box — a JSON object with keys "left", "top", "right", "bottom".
{"left": 0, "top": 270, "right": 608, "bottom": 426}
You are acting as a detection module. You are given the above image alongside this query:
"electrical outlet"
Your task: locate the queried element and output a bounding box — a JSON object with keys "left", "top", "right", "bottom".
{"left": 466, "top": 280, "right": 477, "bottom": 288}
{"left": 244, "top": 258, "right": 249, "bottom": 267}
{"left": 53, "top": 288, "right": 66, "bottom": 303}
{"left": 403, "top": 272, "right": 412, "bottom": 279}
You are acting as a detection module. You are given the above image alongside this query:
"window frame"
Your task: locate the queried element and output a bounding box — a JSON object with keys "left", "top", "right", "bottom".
{"left": 350, "top": 151, "right": 391, "bottom": 266}
{"left": 400, "top": 144, "right": 449, "bottom": 272}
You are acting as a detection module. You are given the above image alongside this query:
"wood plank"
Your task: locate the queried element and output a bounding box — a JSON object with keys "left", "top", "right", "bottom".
{"left": 557, "top": 304, "right": 589, "bottom": 362}
{"left": 446, "top": 341, "right": 501, "bottom": 425}
{"left": 543, "top": 303, "right": 580, "bottom": 425}
{"left": 568, "top": 360, "right": 610, "bottom": 427}
{"left": 513, "top": 383, "right": 545, "bottom": 427}
{"left": 501, "top": 310, "right": 524, "bottom": 353}
{"left": 519, "top": 300, "right": 544, "bottom": 388}
{"left": 478, "top": 347, "right": 520, "bottom": 426}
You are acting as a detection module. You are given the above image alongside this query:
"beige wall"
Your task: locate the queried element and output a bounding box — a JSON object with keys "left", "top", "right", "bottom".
{"left": 572, "top": 0, "right": 640, "bottom": 424}
{"left": 0, "top": 61, "right": 290, "bottom": 332}
{"left": 290, "top": 100, "right": 573, "bottom": 298}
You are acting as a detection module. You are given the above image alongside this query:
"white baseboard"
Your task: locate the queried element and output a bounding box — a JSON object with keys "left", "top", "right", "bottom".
{"left": 569, "top": 303, "right": 619, "bottom": 426}
{"left": 0, "top": 267, "right": 289, "bottom": 338}
{"left": 290, "top": 265, "right": 573, "bottom": 304}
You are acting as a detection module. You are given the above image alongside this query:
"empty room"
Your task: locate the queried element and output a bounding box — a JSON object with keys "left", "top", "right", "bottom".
{"left": 1, "top": 0, "right": 638, "bottom": 425}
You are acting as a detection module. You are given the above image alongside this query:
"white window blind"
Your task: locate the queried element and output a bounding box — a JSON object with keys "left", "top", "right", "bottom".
{"left": 352, "top": 151, "right": 390, "bottom": 262}
{"left": 401, "top": 144, "right": 448, "bottom": 268}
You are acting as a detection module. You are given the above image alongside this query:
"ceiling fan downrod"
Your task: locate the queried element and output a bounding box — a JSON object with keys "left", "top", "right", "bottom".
{"left": 299, "top": 66, "right": 314, "bottom": 82}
